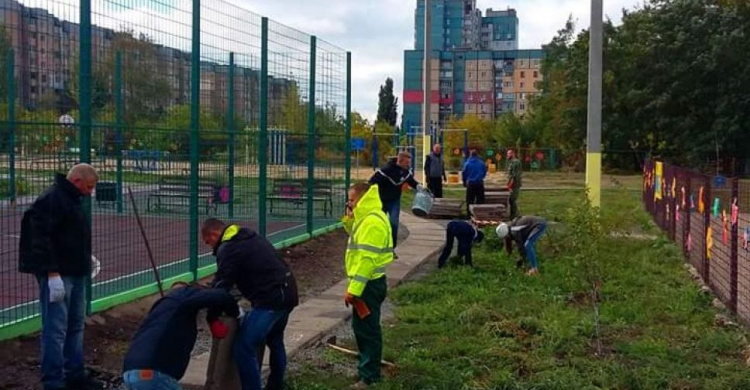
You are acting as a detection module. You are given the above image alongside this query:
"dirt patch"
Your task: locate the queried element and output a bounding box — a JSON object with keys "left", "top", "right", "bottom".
{"left": 0, "top": 230, "right": 349, "bottom": 390}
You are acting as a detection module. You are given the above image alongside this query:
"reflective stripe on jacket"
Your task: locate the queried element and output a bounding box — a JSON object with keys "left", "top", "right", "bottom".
{"left": 344, "top": 185, "right": 394, "bottom": 296}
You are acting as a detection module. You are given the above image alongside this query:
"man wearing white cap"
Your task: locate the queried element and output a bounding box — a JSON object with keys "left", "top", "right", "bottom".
{"left": 495, "top": 216, "right": 548, "bottom": 276}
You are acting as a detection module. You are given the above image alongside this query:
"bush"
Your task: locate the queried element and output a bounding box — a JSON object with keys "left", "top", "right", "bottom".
{"left": 0, "top": 177, "right": 30, "bottom": 199}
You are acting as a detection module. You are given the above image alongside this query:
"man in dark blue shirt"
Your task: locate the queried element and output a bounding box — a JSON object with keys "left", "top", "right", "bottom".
{"left": 462, "top": 150, "right": 488, "bottom": 216}
{"left": 122, "top": 283, "right": 239, "bottom": 389}
{"left": 437, "top": 220, "right": 485, "bottom": 268}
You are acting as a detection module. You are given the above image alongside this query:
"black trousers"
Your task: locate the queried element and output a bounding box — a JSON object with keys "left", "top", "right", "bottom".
{"left": 427, "top": 177, "right": 443, "bottom": 198}
{"left": 466, "top": 181, "right": 485, "bottom": 215}
{"left": 437, "top": 224, "right": 473, "bottom": 268}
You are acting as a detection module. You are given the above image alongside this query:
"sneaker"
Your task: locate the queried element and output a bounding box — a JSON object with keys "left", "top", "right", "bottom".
{"left": 526, "top": 268, "right": 539, "bottom": 276}
{"left": 393, "top": 253, "right": 399, "bottom": 260}
{"left": 350, "top": 381, "right": 369, "bottom": 389}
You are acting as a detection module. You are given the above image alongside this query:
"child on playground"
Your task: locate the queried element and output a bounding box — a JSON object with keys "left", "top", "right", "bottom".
{"left": 495, "top": 216, "right": 548, "bottom": 276}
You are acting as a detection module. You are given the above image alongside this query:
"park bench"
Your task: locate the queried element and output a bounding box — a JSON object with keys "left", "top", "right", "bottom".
{"left": 147, "top": 176, "right": 225, "bottom": 214}
{"left": 470, "top": 186, "right": 511, "bottom": 226}
{"left": 268, "top": 179, "right": 334, "bottom": 217}
{"left": 427, "top": 198, "right": 464, "bottom": 219}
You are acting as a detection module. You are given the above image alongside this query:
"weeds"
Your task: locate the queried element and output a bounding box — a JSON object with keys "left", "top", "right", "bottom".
{"left": 289, "top": 188, "right": 750, "bottom": 390}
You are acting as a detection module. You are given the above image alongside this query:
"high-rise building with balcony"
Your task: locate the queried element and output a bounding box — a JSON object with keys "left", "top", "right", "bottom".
{"left": 403, "top": 0, "right": 543, "bottom": 129}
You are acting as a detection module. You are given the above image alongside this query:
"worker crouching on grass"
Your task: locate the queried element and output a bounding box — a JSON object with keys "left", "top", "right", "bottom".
{"left": 437, "top": 220, "right": 485, "bottom": 268}
{"left": 201, "top": 218, "right": 299, "bottom": 390}
{"left": 495, "top": 216, "right": 548, "bottom": 276}
{"left": 122, "top": 282, "right": 239, "bottom": 390}
{"left": 341, "top": 183, "right": 394, "bottom": 389}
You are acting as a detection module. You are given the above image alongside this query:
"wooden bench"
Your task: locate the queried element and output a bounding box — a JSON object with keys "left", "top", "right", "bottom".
{"left": 484, "top": 186, "right": 510, "bottom": 207}
{"left": 470, "top": 204, "right": 510, "bottom": 227}
{"left": 427, "top": 198, "right": 464, "bottom": 219}
{"left": 268, "top": 179, "right": 334, "bottom": 217}
{"left": 147, "top": 177, "right": 223, "bottom": 214}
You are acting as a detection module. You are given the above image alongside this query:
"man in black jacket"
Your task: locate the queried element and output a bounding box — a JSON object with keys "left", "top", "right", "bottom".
{"left": 18, "top": 163, "right": 105, "bottom": 390}
{"left": 369, "top": 152, "right": 421, "bottom": 251}
{"left": 122, "top": 283, "right": 239, "bottom": 389}
{"left": 201, "top": 218, "right": 299, "bottom": 390}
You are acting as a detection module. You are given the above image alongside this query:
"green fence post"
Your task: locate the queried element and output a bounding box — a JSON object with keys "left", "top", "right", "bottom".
{"left": 227, "top": 52, "right": 235, "bottom": 219}
{"left": 258, "top": 17, "right": 268, "bottom": 237}
{"left": 115, "top": 51, "right": 124, "bottom": 213}
{"left": 344, "top": 51, "right": 352, "bottom": 193}
{"left": 189, "top": 0, "right": 201, "bottom": 280}
{"left": 6, "top": 49, "right": 15, "bottom": 204}
{"left": 79, "top": 0, "right": 93, "bottom": 315}
{"left": 306, "top": 36, "right": 316, "bottom": 235}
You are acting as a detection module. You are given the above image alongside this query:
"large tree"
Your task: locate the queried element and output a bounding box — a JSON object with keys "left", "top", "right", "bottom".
{"left": 530, "top": 0, "right": 750, "bottom": 171}
{"left": 0, "top": 24, "right": 10, "bottom": 102}
{"left": 377, "top": 77, "right": 398, "bottom": 126}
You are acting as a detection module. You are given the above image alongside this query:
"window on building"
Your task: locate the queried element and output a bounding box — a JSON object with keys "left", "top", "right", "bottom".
{"left": 42, "top": 75, "right": 47, "bottom": 84}
{"left": 533, "top": 71, "right": 538, "bottom": 78}
{"left": 520, "top": 82, "right": 524, "bottom": 88}
{"left": 520, "top": 103, "right": 526, "bottom": 110}
{"left": 520, "top": 71, "right": 525, "bottom": 78}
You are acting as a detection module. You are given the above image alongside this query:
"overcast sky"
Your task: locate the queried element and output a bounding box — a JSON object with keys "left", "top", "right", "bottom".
{"left": 234, "top": 0, "right": 645, "bottom": 123}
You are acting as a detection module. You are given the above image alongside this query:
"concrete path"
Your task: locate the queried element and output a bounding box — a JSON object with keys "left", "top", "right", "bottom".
{"left": 180, "top": 212, "right": 444, "bottom": 388}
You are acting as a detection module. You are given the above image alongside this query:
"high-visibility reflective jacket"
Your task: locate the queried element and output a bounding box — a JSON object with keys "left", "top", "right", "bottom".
{"left": 342, "top": 185, "right": 394, "bottom": 296}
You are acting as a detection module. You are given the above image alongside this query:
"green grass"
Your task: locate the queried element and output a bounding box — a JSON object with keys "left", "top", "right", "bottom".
{"left": 288, "top": 189, "right": 750, "bottom": 390}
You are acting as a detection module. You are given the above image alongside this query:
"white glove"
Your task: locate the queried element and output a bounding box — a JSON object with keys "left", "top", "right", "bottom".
{"left": 237, "top": 305, "right": 247, "bottom": 323}
{"left": 48, "top": 276, "right": 65, "bottom": 303}
{"left": 416, "top": 184, "right": 424, "bottom": 192}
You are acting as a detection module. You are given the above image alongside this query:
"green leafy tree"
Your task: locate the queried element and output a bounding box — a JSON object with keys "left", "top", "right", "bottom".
{"left": 0, "top": 24, "right": 10, "bottom": 102}
{"left": 377, "top": 77, "right": 398, "bottom": 126}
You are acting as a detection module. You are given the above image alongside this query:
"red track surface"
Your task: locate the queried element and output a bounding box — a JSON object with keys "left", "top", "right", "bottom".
{"left": 0, "top": 210, "right": 301, "bottom": 321}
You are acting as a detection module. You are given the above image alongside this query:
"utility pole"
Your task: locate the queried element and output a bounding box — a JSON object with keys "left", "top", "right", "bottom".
{"left": 586, "top": 0, "right": 603, "bottom": 208}
{"left": 420, "top": 0, "right": 432, "bottom": 182}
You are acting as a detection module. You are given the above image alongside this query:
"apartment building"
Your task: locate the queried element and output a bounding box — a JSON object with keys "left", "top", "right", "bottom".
{"left": 403, "top": 0, "right": 544, "bottom": 129}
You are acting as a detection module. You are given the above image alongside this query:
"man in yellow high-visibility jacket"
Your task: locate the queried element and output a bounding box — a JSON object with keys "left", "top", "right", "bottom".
{"left": 341, "top": 182, "right": 394, "bottom": 388}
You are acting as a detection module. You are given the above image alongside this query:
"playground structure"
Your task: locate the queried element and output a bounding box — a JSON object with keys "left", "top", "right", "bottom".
{"left": 0, "top": 0, "right": 350, "bottom": 339}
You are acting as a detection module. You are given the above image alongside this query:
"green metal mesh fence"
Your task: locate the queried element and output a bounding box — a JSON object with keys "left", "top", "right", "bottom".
{"left": 0, "top": 0, "right": 350, "bottom": 337}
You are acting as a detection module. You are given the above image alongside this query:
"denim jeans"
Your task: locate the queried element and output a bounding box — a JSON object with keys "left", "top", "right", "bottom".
{"left": 524, "top": 223, "right": 548, "bottom": 269}
{"left": 36, "top": 274, "right": 86, "bottom": 390}
{"left": 123, "top": 370, "right": 181, "bottom": 390}
{"left": 234, "top": 308, "right": 291, "bottom": 390}
{"left": 382, "top": 200, "right": 400, "bottom": 248}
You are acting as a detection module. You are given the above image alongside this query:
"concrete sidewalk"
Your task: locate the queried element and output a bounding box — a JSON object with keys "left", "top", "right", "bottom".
{"left": 180, "top": 212, "right": 444, "bottom": 388}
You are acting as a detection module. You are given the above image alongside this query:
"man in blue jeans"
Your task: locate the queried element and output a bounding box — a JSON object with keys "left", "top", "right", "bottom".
{"left": 19, "top": 164, "right": 105, "bottom": 390}
{"left": 495, "top": 216, "right": 548, "bottom": 276}
{"left": 369, "top": 152, "right": 421, "bottom": 255}
{"left": 122, "top": 283, "right": 239, "bottom": 390}
{"left": 201, "top": 218, "right": 299, "bottom": 390}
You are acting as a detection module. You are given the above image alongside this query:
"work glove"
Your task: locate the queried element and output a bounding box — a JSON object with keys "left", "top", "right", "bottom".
{"left": 48, "top": 275, "right": 65, "bottom": 303}
{"left": 209, "top": 319, "right": 229, "bottom": 339}
{"left": 344, "top": 292, "right": 357, "bottom": 308}
{"left": 237, "top": 305, "right": 247, "bottom": 324}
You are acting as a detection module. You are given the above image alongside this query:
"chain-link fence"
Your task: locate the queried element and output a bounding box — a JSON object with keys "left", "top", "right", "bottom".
{"left": 0, "top": 0, "right": 350, "bottom": 338}
{"left": 644, "top": 160, "right": 750, "bottom": 324}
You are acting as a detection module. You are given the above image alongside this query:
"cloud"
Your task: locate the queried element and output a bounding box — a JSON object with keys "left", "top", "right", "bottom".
{"left": 17, "top": 0, "right": 644, "bottom": 124}
{"left": 234, "top": 0, "right": 643, "bottom": 123}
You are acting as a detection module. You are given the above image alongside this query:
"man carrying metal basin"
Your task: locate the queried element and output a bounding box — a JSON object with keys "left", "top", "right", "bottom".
{"left": 368, "top": 151, "right": 422, "bottom": 256}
